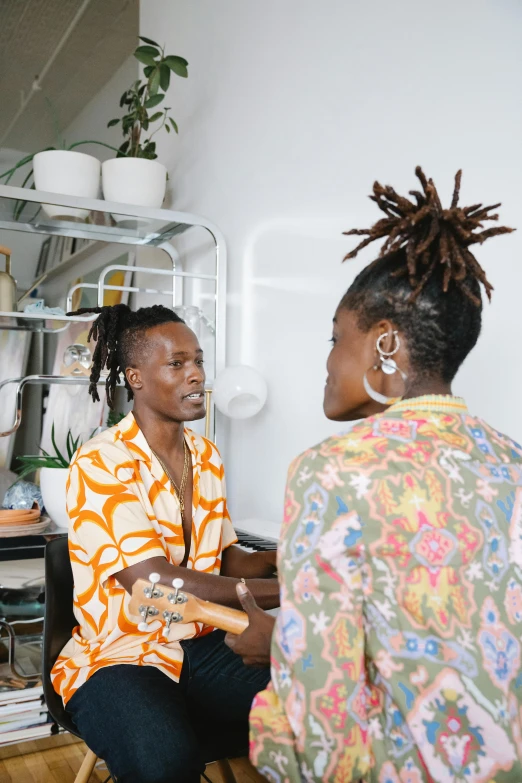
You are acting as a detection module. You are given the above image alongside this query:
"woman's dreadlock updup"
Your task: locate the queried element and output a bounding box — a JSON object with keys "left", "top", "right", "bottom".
{"left": 67, "top": 303, "right": 184, "bottom": 409}
{"left": 340, "top": 167, "right": 514, "bottom": 382}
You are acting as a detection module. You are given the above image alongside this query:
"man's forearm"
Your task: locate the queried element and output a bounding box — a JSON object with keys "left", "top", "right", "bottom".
{"left": 115, "top": 556, "right": 280, "bottom": 610}
{"left": 221, "top": 545, "right": 277, "bottom": 579}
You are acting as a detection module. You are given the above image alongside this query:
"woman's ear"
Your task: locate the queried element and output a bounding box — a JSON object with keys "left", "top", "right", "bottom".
{"left": 372, "top": 320, "right": 399, "bottom": 354}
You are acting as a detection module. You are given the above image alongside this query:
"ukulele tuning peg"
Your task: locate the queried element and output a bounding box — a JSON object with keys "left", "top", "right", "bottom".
{"left": 144, "top": 572, "right": 163, "bottom": 599}
{"left": 163, "top": 611, "right": 173, "bottom": 638}
{"left": 138, "top": 605, "right": 151, "bottom": 632}
{"left": 171, "top": 577, "right": 185, "bottom": 604}
{"left": 137, "top": 604, "right": 159, "bottom": 632}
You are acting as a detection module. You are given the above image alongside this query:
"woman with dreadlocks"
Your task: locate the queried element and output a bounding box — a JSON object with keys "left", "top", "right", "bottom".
{"left": 226, "top": 167, "right": 522, "bottom": 781}
{"left": 50, "top": 304, "right": 279, "bottom": 783}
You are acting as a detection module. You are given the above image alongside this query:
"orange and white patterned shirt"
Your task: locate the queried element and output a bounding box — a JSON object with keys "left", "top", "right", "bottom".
{"left": 51, "top": 412, "right": 237, "bottom": 705}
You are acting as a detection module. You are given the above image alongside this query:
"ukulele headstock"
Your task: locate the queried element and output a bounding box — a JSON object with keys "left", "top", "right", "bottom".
{"left": 130, "top": 573, "right": 195, "bottom": 637}
{"left": 129, "top": 573, "right": 249, "bottom": 636}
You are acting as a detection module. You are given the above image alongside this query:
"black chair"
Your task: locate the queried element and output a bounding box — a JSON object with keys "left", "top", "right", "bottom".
{"left": 43, "top": 536, "right": 100, "bottom": 783}
{"left": 43, "top": 537, "right": 239, "bottom": 783}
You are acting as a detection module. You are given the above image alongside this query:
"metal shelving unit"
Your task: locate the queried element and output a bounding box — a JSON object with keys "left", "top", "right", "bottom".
{"left": 0, "top": 184, "right": 227, "bottom": 439}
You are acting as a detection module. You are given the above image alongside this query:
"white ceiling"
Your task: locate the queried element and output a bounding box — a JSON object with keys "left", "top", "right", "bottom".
{"left": 0, "top": 0, "right": 138, "bottom": 152}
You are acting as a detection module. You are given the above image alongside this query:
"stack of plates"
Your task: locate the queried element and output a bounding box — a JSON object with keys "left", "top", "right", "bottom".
{"left": 0, "top": 509, "right": 50, "bottom": 537}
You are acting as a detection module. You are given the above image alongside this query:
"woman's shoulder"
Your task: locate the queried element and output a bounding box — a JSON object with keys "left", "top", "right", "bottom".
{"left": 307, "top": 418, "right": 380, "bottom": 457}
{"left": 288, "top": 419, "right": 378, "bottom": 477}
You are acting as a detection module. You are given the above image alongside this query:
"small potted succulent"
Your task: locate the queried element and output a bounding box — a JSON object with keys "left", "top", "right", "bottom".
{"left": 102, "top": 36, "right": 188, "bottom": 209}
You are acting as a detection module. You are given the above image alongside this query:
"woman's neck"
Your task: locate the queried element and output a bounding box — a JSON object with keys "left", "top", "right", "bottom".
{"left": 403, "top": 378, "right": 453, "bottom": 400}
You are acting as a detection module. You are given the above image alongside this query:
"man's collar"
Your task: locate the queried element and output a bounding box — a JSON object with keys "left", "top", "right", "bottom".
{"left": 117, "top": 411, "right": 201, "bottom": 470}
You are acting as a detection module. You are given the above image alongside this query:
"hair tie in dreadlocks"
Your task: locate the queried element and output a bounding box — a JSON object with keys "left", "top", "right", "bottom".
{"left": 66, "top": 304, "right": 184, "bottom": 409}
{"left": 343, "top": 166, "right": 514, "bottom": 305}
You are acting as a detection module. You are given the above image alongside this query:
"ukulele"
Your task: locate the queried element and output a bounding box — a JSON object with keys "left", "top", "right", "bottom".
{"left": 129, "top": 573, "right": 249, "bottom": 637}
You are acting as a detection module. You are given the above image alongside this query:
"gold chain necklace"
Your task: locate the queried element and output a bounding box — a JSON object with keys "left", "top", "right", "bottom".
{"left": 152, "top": 440, "right": 190, "bottom": 521}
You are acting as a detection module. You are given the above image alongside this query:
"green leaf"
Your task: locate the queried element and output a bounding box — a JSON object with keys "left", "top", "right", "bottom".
{"left": 139, "top": 35, "right": 160, "bottom": 47}
{"left": 169, "top": 117, "right": 179, "bottom": 133}
{"left": 119, "top": 92, "right": 128, "bottom": 107}
{"left": 159, "top": 64, "right": 171, "bottom": 91}
{"left": 135, "top": 45, "right": 160, "bottom": 57}
{"left": 67, "top": 142, "right": 122, "bottom": 162}
{"left": 148, "top": 111, "right": 163, "bottom": 123}
{"left": 143, "top": 66, "right": 154, "bottom": 79}
{"left": 140, "top": 141, "right": 157, "bottom": 160}
{"left": 51, "top": 423, "right": 68, "bottom": 467}
{"left": 165, "top": 124, "right": 171, "bottom": 133}
{"left": 107, "top": 118, "right": 120, "bottom": 127}
{"left": 66, "top": 431, "right": 73, "bottom": 461}
{"left": 164, "top": 56, "right": 188, "bottom": 78}
{"left": 149, "top": 67, "right": 161, "bottom": 96}
{"left": 144, "top": 93, "right": 164, "bottom": 109}
{"left": 134, "top": 51, "right": 156, "bottom": 67}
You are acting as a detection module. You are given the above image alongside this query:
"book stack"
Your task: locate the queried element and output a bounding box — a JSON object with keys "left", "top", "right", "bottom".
{"left": 0, "top": 683, "right": 52, "bottom": 745}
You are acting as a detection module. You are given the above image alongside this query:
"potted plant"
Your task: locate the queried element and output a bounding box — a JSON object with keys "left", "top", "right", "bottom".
{"left": 102, "top": 36, "right": 188, "bottom": 209}
{"left": 15, "top": 425, "right": 91, "bottom": 530}
{"left": 0, "top": 95, "right": 121, "bottom": 221}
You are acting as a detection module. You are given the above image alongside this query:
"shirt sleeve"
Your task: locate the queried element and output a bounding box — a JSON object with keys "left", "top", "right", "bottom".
{"left": 206, "top": 438, "right": 238, "bottom": 550}
{"left": 67, "top": 446, "right": 167, "bottom": 586}
{"left": 249, "top": 449, "right": 370, "bottom": 782}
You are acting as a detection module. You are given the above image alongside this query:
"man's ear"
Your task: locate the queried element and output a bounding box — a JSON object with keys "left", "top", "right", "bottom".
{"left": 126, "top": 366, "right": 142, "bottom": 392}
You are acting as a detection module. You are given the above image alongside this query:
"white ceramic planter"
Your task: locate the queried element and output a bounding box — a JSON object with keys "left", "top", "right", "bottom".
{"left": 40, "top": 467, "right": 69, "bottom": 531}
{"left": 33, "top": 150, "right": 101, "bottom": 220}
{"left": 102, "top": 157, "right": 167, "bottom": 209}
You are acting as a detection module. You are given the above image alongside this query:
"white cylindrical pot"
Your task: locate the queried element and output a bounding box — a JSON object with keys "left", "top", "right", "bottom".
{"left": 40, "top": 467, "right": 69, "bottom": 531}
{"left": 33, "top": 150, "right": 101, "bottom": 220}
{"left": 102, "top": 157, "right": 167, "bottom": 209}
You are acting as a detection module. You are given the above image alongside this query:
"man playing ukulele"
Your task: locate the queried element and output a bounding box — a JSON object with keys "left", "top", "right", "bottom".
{"left": 52, "top": 304, "right": 279, "bottom": 783}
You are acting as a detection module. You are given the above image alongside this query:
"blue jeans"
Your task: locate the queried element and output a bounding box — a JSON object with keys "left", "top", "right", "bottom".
{"left": 66, "top": 630, "right": 270, "bottom": 783}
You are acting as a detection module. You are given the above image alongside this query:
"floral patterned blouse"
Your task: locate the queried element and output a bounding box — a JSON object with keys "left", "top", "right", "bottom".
{"left": 249, "top": 396, "right": 522, "bottom": 783}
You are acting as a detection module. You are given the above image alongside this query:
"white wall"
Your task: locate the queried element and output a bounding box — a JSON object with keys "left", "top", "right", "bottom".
{"left": 140, "top": 0, "right": 522, "bottom": 526}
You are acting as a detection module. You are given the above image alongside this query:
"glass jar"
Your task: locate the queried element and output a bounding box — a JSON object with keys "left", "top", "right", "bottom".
{"left": 173, "top": 306, "right": 202, "bottom": 337}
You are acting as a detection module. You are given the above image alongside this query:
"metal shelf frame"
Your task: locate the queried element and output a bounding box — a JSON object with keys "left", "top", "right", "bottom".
{"left": 0, "top": 185, "right": 228, "bottom": 441}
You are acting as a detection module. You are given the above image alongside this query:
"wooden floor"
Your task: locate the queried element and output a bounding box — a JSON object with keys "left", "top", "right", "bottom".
{"left": 0, "top": 740, "right": 266, "bottom": 782}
